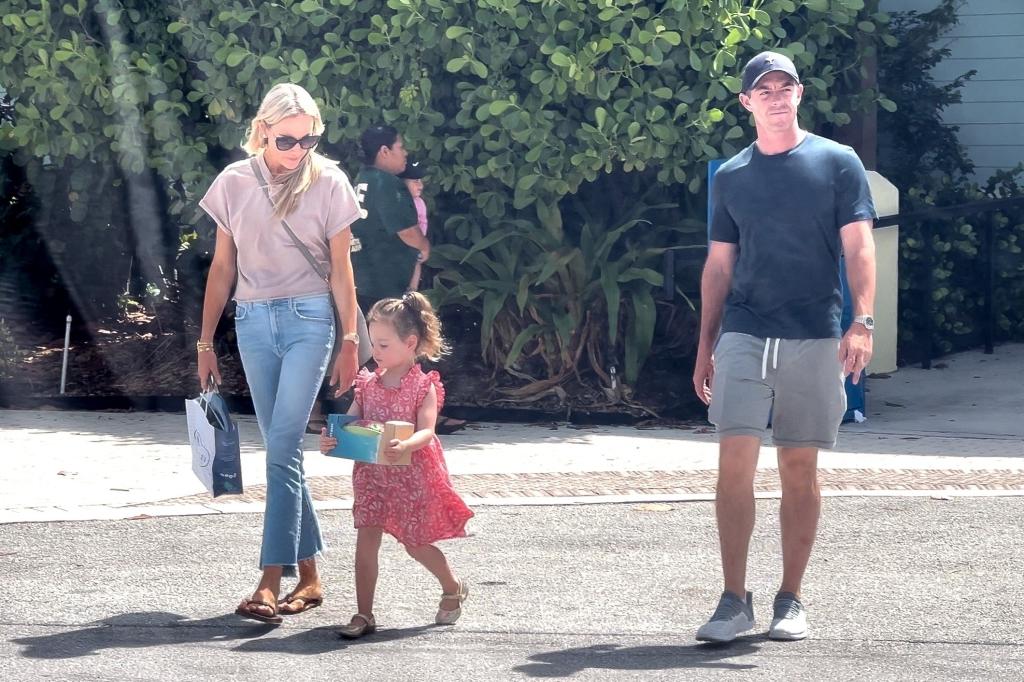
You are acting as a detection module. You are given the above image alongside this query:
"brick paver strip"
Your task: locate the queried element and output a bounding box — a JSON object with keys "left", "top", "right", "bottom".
{"left": 158, "top": 468, "right": 1024, "bottom": 506}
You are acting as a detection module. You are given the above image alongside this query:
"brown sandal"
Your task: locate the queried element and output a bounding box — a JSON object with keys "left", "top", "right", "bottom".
{"left": 337, "top": 613, "right": 376, "bottom": 639}
{"left": 278, "top": 592, "right": 324, "bottom": 615}
{"left": 235, "top": 599, "right": 283, "bottom": 624}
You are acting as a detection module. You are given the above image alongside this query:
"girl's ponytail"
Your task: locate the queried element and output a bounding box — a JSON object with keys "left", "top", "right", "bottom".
{"left": 368, "top": 292, "right": 450, "bottom": 362}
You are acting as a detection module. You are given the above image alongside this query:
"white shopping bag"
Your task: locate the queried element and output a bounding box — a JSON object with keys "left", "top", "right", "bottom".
{"left": 186, "top": 389, "right": 242, "bottom": 497}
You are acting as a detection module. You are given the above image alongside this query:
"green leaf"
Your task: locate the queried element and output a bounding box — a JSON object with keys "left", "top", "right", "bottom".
{"left": 480, "top": 292, "right": 508, "bottom": 352}
{"left": 878, "top": 97, "right": 897, "bottom": 113}
{"left": 489, "top": 100, "right": 512, "bottom": 115}
{"left": 535, "top": 249, "right": 578, "bottom": 286}
{"left": 624, "top": 290, "right": 656, "bottom": 384}
{"left": 857, "top": 21, "right": 876, "bottom": 33}
{"left": 601, "top": 267, "right": 621, "bottom": 346}
{"left": 310, "top": 57, "right": 330, "bottom": 76}
{"left": 445, "top": 57, "right": 467, "bottom": 72}
{"left": 445, "top": 26, "right": 471, "bottom": 39}
{"left": 504, "top": 324, "right": 543, "bottom": 368}
{"left": 516, "top": 275, "right": 532, "bottom": 312}
{"left": 617, "top": 268, "right": 662, "bottom": 286}
{"left": 460, "top": 228, "right": 518, "bottom": 263}
{"left": 225, "top": 50, "right": 248, "bottom": 68}
{"left": 652, "top": 87, "right": 672, "bottom": 99}
{"left": 516, "top": 174, "right": 539, "bottom": 192}
{"left": 660, "top": 31, "right": 681, "bottom": 46}
{"left": 550, "top": 52, "right": 571, "bottom": 68}
{"left": 721, "top": 76, "right": 742, "bottom": 93}
{"left": 594, "top": 106, "right": 607, "bottom": 128}
{"left": 470, "top": 60, "right": 488, "bottom": 78}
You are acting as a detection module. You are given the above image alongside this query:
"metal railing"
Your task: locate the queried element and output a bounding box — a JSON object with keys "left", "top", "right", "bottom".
{"left": 663, "top": 194, "right": 1024, "bottom": 370}
{"left": 876, "top": 195, "right": 1024, "bottom": 369}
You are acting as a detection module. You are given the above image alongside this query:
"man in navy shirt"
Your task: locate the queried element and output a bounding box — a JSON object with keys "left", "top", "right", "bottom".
{"left": 693, "top": 52, "right": 877, "bottom": 643}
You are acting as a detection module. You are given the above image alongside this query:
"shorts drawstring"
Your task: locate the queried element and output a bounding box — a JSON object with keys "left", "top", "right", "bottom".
{"left": 761, "top": 338, "right": 781, "bottom": 380}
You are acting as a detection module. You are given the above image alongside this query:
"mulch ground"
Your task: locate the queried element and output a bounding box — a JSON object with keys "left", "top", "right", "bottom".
{"left": 2, "top": 313, "right": 701, "bottom": 421}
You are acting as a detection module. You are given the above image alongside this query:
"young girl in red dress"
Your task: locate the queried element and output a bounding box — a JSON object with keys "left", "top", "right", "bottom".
{"left": 320, "top": 292, "right": 473, "bottom": 638}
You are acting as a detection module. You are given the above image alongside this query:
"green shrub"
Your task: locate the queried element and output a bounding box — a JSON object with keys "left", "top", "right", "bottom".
{"left": 0, "top": 0, "right": 893, "bottom": 400}
{"left": 877, "top": 0, "right": 1024, "bottom": 362}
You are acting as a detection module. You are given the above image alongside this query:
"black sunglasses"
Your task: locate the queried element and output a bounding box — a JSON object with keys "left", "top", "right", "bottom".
{"left": 274, "top": 134, "right": 321, "bottom": 151}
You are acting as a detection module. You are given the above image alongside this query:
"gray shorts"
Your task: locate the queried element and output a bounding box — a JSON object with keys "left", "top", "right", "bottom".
{"left": 708, "top": 332, "right": 847, "bottom": 449}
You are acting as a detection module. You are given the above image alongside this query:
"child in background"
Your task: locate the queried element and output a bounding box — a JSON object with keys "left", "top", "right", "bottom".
{"left": 320, "top": 291, "right": 473, "bottom": 638}
{"left": 398, "top": 160, "right": 428, "bottom": 291}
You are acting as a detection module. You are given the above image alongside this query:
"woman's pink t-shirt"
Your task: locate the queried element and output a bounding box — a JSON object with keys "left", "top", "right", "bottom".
{"left": 199, "top": 153, "right": 364, "bottom": 302}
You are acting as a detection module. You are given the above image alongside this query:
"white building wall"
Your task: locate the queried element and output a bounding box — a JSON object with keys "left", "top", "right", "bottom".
{"left": 882, "top": 0, "right": 1024, "bottom": 179}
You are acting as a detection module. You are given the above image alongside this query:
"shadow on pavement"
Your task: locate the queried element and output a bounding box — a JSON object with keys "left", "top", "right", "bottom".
{"left": 10, "top": 611, "right": 277, "bottom": 659}
{"left": 513, "top": 639, "right": 761, "bottom": 677}
{"left": 231, "top": 622, "right": 438, "bottom": 654}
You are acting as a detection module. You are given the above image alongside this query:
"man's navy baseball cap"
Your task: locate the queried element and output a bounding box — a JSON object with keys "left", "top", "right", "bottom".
{"left": 741, "top": 51, "right": 800, "bottom": 93}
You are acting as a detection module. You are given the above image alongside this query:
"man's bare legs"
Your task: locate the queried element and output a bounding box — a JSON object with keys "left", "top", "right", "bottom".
{"left": 716, "top": 435, "right": 762, "bottom": 597}
{"left": 777, "top": 447, "right": 820, "bottom": 597}
{"left": 696, "top": 434, "right": 761, "bottom": 642}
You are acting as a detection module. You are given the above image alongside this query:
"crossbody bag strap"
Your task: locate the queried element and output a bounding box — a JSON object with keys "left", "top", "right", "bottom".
{"left": 248, "top": 156, "right": 372, "bottom": 366}
{"left": 249, "top": 156, "right": 329, "bottom": 283}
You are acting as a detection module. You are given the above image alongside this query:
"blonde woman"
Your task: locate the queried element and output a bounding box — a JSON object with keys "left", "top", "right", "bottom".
{"left": 197, "top": 83, "right": 364, "bottom": 624}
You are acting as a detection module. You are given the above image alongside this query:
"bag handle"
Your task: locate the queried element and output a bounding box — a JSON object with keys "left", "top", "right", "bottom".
{"left": 197, "top": 380, "right": 230, "bottom": 431}
{"left": 249, "top": 156, "right": 329, "bottom": 283}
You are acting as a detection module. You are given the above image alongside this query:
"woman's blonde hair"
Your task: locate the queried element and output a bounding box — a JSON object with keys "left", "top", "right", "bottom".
{"left": 243, "top": 82, "right": 330, "bottom": 219}
{"left": 367, "top": 292, "right": 450, "bottom": 362}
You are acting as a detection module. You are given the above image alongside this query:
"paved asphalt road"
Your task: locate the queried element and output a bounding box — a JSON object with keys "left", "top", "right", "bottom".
{"left": 2, "top": 498, "right": 1022, "bottom": 681}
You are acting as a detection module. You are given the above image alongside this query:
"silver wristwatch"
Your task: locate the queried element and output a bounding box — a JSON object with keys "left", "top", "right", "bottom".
{"left": 852, "top": 315, "right": 875, "bottom": 331}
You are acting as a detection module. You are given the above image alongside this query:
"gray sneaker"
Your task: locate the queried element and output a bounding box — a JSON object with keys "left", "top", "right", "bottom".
{"left": 768, "top": 591, "right": 807, "bottom": 640}
{"left": 696, "top": 590, "right": 755, "bottom": 643}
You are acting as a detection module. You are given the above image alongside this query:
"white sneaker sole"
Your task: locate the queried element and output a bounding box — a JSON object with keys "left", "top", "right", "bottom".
{"left": 696, "top": 617, "right": 755, "bottom": 643}
{"left": 768, "top": 621, "right": 807, "bottom": 641}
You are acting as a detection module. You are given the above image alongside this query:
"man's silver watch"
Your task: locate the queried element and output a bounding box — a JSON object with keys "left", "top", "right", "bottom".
{"left": 852, "top": 315, "right": 875, "bottom": 331}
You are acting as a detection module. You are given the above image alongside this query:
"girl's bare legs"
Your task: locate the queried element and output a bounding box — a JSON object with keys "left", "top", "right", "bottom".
{"left": 353, "top": 527, "right": 384, "bottom": 620}
{"left": 405, "top": 543, "right": 460, "bottom": 610}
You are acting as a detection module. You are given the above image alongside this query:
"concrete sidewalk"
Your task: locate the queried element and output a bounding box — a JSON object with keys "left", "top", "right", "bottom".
{"left": 2, "top": 345, "right": 1023, "bottom": 523}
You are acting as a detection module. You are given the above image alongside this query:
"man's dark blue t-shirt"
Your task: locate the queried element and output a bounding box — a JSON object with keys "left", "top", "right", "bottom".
{"left": 709, "top": 133, "right": 876, "bottom": 339}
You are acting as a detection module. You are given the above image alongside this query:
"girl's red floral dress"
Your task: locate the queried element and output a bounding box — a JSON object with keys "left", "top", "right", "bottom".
{"left": 351, "top": 365, "right": 473, "bottom": 546}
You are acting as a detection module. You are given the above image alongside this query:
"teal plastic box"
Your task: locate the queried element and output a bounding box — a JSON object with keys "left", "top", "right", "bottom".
{"left": 324, "top": 414, "right": 384, "bottom": 463}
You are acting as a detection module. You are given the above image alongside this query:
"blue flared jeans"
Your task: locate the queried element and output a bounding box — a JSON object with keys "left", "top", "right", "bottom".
{"left": 234, "top": 293, "right": 334, "bottom": 577}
